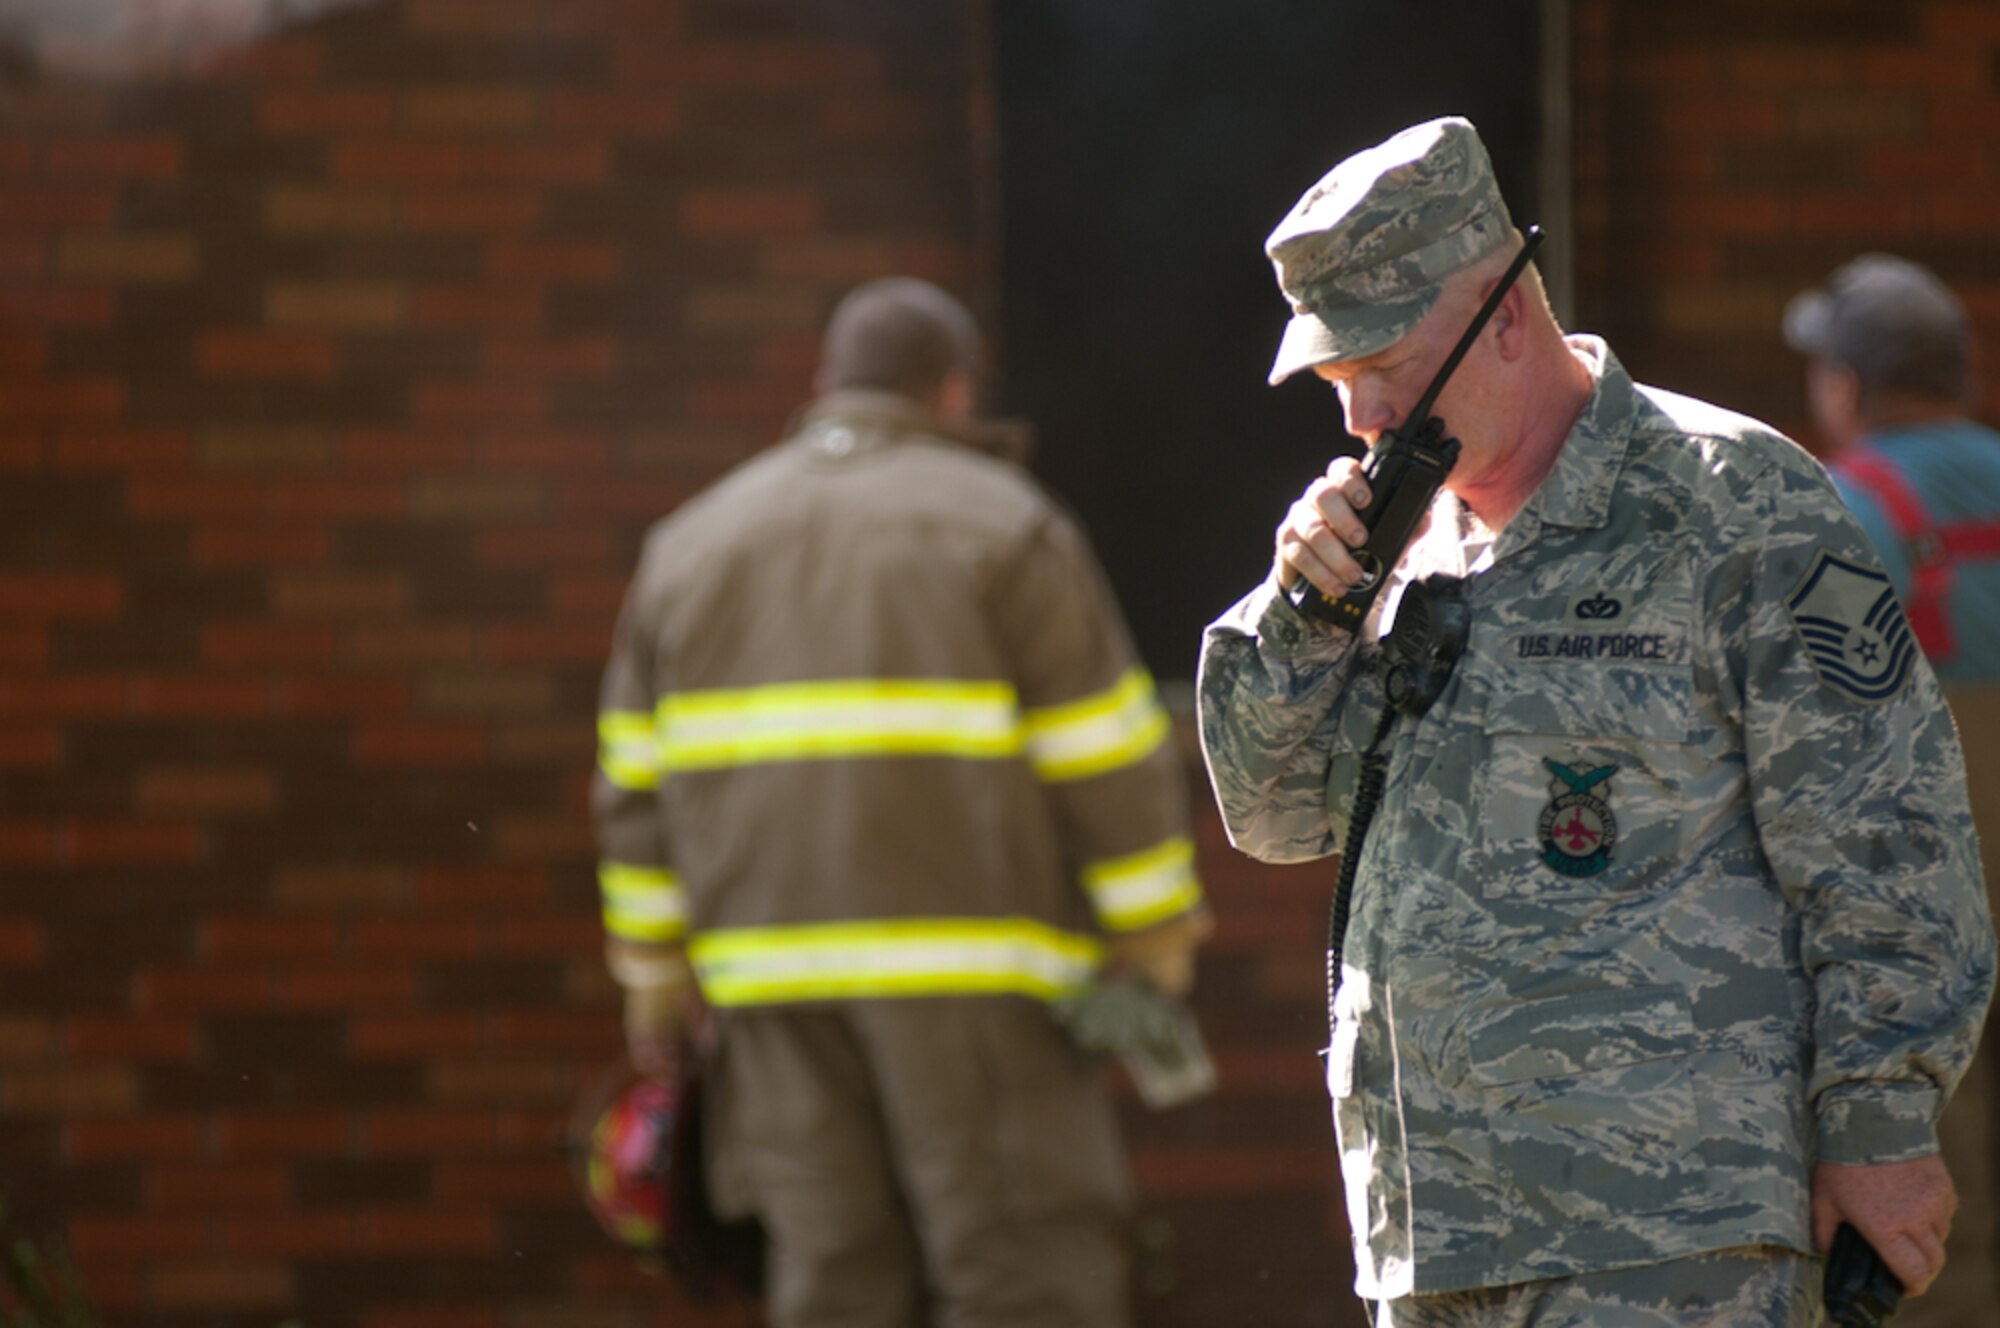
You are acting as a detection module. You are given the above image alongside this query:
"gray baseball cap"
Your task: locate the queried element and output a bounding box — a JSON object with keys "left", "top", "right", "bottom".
{"left": 1782, "top": 254, "right": 1969, "bottom": 403}
{"left": 1265, "top": 116, "right": 1514, "bottom": 386}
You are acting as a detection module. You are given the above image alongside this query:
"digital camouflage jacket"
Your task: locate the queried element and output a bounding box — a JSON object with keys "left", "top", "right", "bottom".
{"left": 1198, "top": 338, "right": 1995, "bottom": 1298}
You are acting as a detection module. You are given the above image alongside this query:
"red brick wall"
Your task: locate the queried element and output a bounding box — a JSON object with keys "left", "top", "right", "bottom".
{"left": 0, "top": 3, "right": 1005, "bottom": 1325}
{"left": 1572, "top": 0, "right": 2000, "bottom": 451}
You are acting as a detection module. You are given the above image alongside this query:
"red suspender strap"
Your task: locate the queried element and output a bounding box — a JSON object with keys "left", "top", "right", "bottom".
{"left": 1940, "top": 523, "right": 2000, "bottom": 557}
{"left": 1833, "top": 449, "right": 1957, "bottom": 662}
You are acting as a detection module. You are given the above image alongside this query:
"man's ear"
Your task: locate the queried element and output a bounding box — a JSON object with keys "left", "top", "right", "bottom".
{"left": 935, "top": 369, "right": 976, "bottom": 422}
{"left": 1488, "top": 281, "right": 1529, "bottom": 362}
{"left": 1807, "top": 360, "right": 1863, "bottom": 450}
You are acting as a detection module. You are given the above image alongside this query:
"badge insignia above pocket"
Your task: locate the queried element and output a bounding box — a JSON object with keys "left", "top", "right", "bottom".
{"left": 1571, "top": 591, "right": 1623, "bottom": 621}
{"left": 1784, "top": 551, "right": 1917, "bottom": 704}
{"left": 1539, "top": 759, "right": 1618, "bottom": 877}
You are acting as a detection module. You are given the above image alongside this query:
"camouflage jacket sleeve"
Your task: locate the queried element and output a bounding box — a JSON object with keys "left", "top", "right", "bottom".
{"left": 1196, "top": 575, "right": 1392, "bottom": 863}
{"left": 1717, "top": 449, "right": 1995, "bottom": 1163}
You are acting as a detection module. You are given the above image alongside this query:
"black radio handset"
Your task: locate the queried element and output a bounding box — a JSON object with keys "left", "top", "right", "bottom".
{"left": 1824, "top": 1222, "right": 1903, "bottom": 1328}
{"left": 1287, "top": 225, "right": 1544, "bottom": 630}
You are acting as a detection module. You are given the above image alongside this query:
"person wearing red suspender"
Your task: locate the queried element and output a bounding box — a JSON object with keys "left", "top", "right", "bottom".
{"left": 1788, "top": 253, "right": 2000, "bottom": 1328}
{"left": 1832, "top": 448, "right": 2000, "bottom": 668}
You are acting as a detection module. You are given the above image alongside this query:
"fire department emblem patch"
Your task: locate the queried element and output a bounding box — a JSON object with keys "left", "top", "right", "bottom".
{"left": 1784, "top": 550, "right": 1917, "bottom": 704}
{"left": 1539, "top": 759, "right": 1619, "bottom": 878}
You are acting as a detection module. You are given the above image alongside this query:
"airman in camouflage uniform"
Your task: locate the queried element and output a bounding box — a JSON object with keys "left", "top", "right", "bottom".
{"left": 1197, "top": 117, "right": 1996, "bottom": 1325}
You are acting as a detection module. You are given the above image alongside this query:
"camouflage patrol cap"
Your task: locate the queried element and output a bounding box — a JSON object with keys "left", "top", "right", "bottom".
{"left": 1265, "top": 116, "right": 1514, "bottom": 386}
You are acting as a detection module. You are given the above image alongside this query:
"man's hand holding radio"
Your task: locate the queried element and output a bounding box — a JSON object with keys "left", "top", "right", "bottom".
{"left": 1276, "top": 459, "right": 1375, "bottom": 600}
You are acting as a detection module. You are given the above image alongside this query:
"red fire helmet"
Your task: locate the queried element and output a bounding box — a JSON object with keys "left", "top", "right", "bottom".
{"left": 573, "top": 1066, "right": 764, "bottom": 1301}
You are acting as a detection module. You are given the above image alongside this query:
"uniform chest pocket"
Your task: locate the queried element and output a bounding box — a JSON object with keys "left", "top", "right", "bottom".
{"left": 1475, "top": 663, "right": 1693, "bottom": 901}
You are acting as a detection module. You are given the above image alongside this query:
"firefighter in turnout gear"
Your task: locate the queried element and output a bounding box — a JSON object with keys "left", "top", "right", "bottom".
{"left": 593, "top": 277, "right": 1210, "bottom": 1328}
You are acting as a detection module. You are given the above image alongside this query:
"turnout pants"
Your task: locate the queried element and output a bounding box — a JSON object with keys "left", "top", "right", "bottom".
{"left": 705, "top": 996, "right": 1133, "bottom": 1328}
{"left": 1373, "top": 1248, "right": 1819, "bottom": 1328}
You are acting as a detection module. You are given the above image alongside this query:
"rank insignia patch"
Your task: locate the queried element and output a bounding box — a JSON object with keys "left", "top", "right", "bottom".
{"left": 1784, "top": 550, "right": 1917, "bottom": 704}
{"left": 1540, "top": 759, "right": 1618, "bottom": 877}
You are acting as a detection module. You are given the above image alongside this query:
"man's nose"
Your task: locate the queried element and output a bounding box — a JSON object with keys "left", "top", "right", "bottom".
{"left": 1341, "top": 383, "right": 1399, "bottom": 443}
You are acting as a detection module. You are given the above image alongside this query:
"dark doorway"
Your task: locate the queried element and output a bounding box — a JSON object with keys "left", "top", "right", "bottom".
{"left": 992, "top": 1, "right": 1546, "bottom": 681}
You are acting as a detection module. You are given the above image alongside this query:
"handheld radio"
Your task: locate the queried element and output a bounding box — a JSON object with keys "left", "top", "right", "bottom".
{"left": 1824, "top": 1223, "right": 1903, "bottom": 1328}
{"left": 1287, "top": 225, "right": 1544, "bottom": 630}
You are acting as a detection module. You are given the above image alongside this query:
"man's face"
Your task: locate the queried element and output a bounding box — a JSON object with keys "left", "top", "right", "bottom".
{"left": 1308, "top": 286, "right": 1489, "bottom": 450}
{"left": 1310, "top": 334, "right": 1435, "bottom": 448}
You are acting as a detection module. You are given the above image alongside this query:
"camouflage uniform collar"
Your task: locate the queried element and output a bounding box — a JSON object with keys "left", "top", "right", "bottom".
{"left": 1515, "top": 335, "right": 1635, "bottom": 533}
{"left": 793, "top": 389, "right": 1031, "bottom": 464}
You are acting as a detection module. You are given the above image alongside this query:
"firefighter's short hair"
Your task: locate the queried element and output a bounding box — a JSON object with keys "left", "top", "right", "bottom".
{"left": 818, "top": 277, "right": 980, "bottom": 400}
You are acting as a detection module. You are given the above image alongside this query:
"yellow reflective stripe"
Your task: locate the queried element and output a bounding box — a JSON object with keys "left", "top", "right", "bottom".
{"left": 658, "top": 679, "right": 1022, "bottom": 772}
{"left": 597, "top": 710, "right": 660, "bottom": 791}
{"left": 1022, "top": 668, "right": 1169, "bottom": 782}
{"left": 1082, "top": 835, "right": 1203, "bottom": 931}
{"left": 689, "top": 917, "right": 1102, "bottom": 1006}
{"left": 599, "top": 862, "right": 687, "bottom": 942}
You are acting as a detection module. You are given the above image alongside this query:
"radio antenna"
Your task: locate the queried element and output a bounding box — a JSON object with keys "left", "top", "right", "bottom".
{"left": 1405, "top": 224, "right": 1544, "bottom": 428}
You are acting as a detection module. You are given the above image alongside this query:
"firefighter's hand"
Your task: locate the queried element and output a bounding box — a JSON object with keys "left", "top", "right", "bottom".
{"left": 1813, "top": 1155, "right": 1955, "bottom": 1297}
{"left": 1276, "top": 458, "right": 1373, "bottom": 601}
{"left": 1105, "top": 907, "right": 1215, "bottom": 1000}
{"left": 608, "top": 942, "right": 700, "bottom": 1082}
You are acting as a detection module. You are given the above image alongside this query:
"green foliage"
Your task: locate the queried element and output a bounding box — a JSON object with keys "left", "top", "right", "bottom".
{"left": 0, "top": 1207, "right": 302, "bottom": 1328}
{"left": 0, "top": 1210, "right": 99, "bottom": 1328}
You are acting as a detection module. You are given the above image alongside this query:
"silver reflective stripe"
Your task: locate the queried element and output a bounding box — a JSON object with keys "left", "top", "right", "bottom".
{"left": 1023, "top": 668, "right": 1170, "bottom": 782}
{"left": 599, "top": 862, "right": 686, "bottom": 942}
{"left": 658, "top": 679, "right": 1022, "bottom": 772}
{"left": 689, "top": 917, "right": 1102, "bottom": 1006}
{"left": 597, "top": 710, "right": 660, "bottom": 791}
{"left": 1082, "top": 835, "right": 1203, "bottom": 931}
